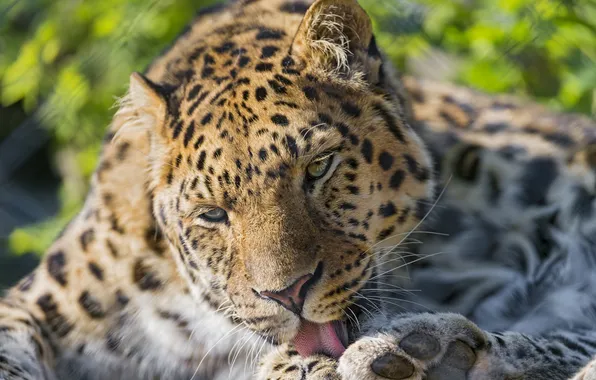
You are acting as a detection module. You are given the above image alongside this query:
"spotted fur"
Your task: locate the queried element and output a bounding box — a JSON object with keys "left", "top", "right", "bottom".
{"left": 1, "top": 1, "right": 596, "bottom": 379}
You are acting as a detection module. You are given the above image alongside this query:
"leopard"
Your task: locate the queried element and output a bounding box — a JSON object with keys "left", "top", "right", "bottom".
{"left": 2, "top": 0, "right": 596, "bottom": 379}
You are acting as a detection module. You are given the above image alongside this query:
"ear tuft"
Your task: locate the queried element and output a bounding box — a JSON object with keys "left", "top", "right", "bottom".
{"left": 291, "top": 0, "right": 374, "bottom": 75}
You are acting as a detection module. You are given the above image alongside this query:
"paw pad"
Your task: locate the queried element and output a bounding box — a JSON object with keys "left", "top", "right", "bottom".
{"left": 426, "top": 340, "right": 476, "bottom": 380}
{"left": 371, "top": 353, "right": 414, "bottom": 379}
{"left": 399, "top": 333, "right": 441, "bottom": 360}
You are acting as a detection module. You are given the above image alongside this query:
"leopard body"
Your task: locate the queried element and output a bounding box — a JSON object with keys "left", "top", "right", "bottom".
{"left": 2, "top": 1, "right": 596, "bottom": 379}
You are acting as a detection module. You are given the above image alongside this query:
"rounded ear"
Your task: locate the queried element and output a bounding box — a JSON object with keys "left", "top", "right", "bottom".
{"left": 290, "top": 0, "right": 379, "bottom": 78}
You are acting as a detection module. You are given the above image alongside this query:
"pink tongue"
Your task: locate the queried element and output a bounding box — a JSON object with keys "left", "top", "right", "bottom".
{"left": 293, "top": 321, "right": 346, "bottom": 359}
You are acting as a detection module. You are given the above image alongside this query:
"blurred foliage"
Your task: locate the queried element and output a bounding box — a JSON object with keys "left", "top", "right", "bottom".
{"left": 2, "top": 0, "right": 595, "bottom": 255}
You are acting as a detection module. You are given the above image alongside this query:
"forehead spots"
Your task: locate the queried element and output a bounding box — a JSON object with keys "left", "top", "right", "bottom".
{"left": 271, "top": 114, "right": 289, "bottom": 126}
{"left": 255, "top": 87, "right": 268, "bottom": 101}
{"left": 279, "top": 1, "right": 310, "bottom": 14}
{"left": 256, "top": 62, "right": 274, "bottom": 72}
{"left": 255, "top": 28, "right": 285, "bottom": 40}
{"left": 261, "top": 46, "right": 279, "bottom": 58}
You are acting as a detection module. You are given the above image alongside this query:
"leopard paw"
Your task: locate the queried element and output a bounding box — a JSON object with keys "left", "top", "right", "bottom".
{"left": 337, "top": 313, "right": 508, "bottom": 380}
{"left": 257, "top": 344, "right": 339, "bottom": 380}
{"left": 572, "top": 358, "right": 596, "bottom": 380}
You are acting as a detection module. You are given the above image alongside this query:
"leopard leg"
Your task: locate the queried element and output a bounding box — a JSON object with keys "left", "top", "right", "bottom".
{"left": 338, "top": 313, "right": 596, "bottom": 380}
{"left": 256, "top": 344, "right": 339, "bottom": 380}
{"left": 0, "top": 300, "right": 56, "bottom": 380}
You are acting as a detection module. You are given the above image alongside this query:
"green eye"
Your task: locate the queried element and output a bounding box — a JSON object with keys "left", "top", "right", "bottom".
{"left": 306, "top": 154, "right": 333, "bottom": 181}
{"left": 200, "top": 208, "right": 228, "bottom": 223}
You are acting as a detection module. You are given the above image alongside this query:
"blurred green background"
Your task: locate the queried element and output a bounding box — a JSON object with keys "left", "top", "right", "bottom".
{"left": 0, "top": 0, "right": 595, "bottom": 287}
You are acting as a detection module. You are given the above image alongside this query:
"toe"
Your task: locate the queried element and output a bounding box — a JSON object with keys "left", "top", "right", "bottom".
{"left": 425, "top": 340, "right": 476, "bottom": 380}
{"left": 371, "top": 353, "right": 415, "bottom": 380}
{"left": 441, "top": 340, "right": 476, "bottom": 370}
{"left": 399, "top": 333, "right": 441, "bottom": 360}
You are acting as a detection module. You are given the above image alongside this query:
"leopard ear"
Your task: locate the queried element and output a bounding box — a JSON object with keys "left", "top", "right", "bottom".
{"left": 113, "top": 72, "right": 170, "bottom": 141}
{"left": 291, "top": 0, "right": 379, "bottom": 80}
{"left": 127, "top": 72, "right": 167, "bottom": 123}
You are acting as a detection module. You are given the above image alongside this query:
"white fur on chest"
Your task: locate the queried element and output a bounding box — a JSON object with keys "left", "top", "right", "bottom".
{"left": 58, "top": 292, "right": 268, "bottom": 380}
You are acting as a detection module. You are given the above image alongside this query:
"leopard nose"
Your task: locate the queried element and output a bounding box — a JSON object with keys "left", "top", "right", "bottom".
{"left": 257, "top": 262, "right": 323, "bottom": 315}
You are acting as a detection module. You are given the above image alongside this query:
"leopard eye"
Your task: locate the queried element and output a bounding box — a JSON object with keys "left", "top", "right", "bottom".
{"left": 306, "top": 154, "right": 334, "bottom": 181}
{"left": 200, "top": 208, "right": 228, "bottom": 223}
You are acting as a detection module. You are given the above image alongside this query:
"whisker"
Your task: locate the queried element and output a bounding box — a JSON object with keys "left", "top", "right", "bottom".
{"left": 189, "top": 323, "right": 246, "bottom": 380}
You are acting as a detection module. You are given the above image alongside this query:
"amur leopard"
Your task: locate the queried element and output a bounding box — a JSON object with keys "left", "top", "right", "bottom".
{"left": 2, "top": 0, "right": 596, "bottom": 379}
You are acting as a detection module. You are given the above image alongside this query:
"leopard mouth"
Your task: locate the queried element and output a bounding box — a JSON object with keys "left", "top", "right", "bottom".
{"left": 292, "top": 301, "right": 365, "bottom": 359}
{"left": 292, "top": 319, "right": 349, "bottom": 359}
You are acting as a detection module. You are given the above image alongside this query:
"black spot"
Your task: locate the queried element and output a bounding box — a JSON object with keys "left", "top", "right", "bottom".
{"left": 361, "top": 139, "right": 373, "bottom": 164}
{"left": 280, "top": 1, "right": 310, "bottom": 13}
{"left": 80, "top": 228, "right": 95, "bottom": 251}
{"left": 256, "top": 28, "right": 284, "bottom": 40}
{"left": 302, "top": 86, "right": 318, "bottom": 101}
{"left": 379, "top": 152, "right": 394, "bottom": 171}
{"left": 346, "top": 185, "right": 359, "bottom": 195}
{"left": 197, "top": 151, "right": 207, "bottom": 171}
{"left": 268, "top": 79, "right": 287, "bottom": 94}
{"left": 259, "top": 148, "right": 268, "bottom": 161}
{"left": 484, "top": 122, "right": 508, "bottom": 134}
{"left": 341, "top": 101, "right": 361, "bottom": 117}
{"left": 284, "top": 135, "right": 299, "bottom": 158}
{"left": 78, "top": 291, "right": 105, "bottom": 319}
{"left": 335, "top": 122, "right": 349, "bottom": 137}
{"left": 274, "top": 74, "right": 292, "bottom": 85}
{"left": 379, "top": 202, "right": 397, "bottom": 217}
{"left": 183, "top": 121, "right": 195, "bottom": 147}
{"left": 238, "top": 56, "right": 251, "bottom": 67}
{"left": 187, "top": 84, "right": 203, "bottom": 100}
{"left": 544, "top": 132, "right": 575, "bottom": 147}
{"left": 201, "top": 113, "right": 213, "bottom": 125}
{"left": 194, "top": 135, "right": 205, "bottom": 150}
{"left": 172, "top": 121, "right": 184, "bottom": 139}
{"left": 389, "top": 170, "right": 406, "bottom": 190}
{"left": 377, "top": 227, "right": 395, "bottom": 241}
{"left": 88, "top": 262, "right": 104, "bottom": 281}
{"left": 255, "top": 87, "right": 268, "bottom": 101}
{"left": 116, "top": 142, "right": 130, "bottom": 161}
{"left": 372, "top": 103, "right": 406, "bottom": 143}
{"left": 339, "top": 203, "right": 357, "bottom": 210}
{"left": 271, "top": 114, "right": 289, "bottom": 126}
{"left": 454, "top": 145, "right": 481, "bottom": 182}
{"left": 261, "top": 45, "right": 279, "bottom": 58}
{"left": 47, "top": 251, "right": 67, "bottom": 287}
{"left": 133, "top": 259, "right": 163, "bottom": 291}
{"left": 37, "top": 293, "right": 74, "bottom": 337}
{"left": 214, "top": 41, "right": 235, "bottom": 54}
{"left": 201, "top": 67, "right": 214, "bottom": 79}
{"left": 255, "top": 62, "right": 274, "bottom": 72}
{"left": 213, "top": 148, "right": 223, "bottom": 159}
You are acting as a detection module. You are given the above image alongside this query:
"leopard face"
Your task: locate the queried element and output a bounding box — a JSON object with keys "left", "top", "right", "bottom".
{"left": 123, "top": 0, "right": 434, "bottom": 347}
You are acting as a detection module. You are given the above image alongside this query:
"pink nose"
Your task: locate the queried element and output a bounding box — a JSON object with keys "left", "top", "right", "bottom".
{"left": 257, "top": 263, "right": 322, "bottom": 315}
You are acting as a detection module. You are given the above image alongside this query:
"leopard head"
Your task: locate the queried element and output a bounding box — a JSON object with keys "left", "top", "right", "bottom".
{"left": 124, "top": 0, "right": 434, "bottom": 357}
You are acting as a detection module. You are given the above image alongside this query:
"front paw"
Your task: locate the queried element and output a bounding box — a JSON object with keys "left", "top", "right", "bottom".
{"left": 338, "top": 313, "right": 495, "bottom": 380}
{"left": 571, "top": 358, "right": 596, "bottom": 380}
{"left": 257, "top": 344, "right": 339, "bottom": 380}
